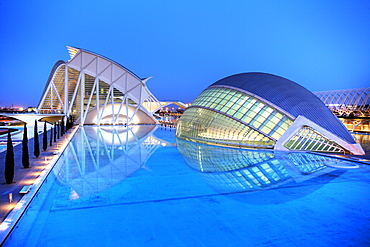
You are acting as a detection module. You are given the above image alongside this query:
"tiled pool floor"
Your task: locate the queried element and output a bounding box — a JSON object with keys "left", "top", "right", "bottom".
{"left": 4, "top": 126, "right": 370, "bottom": 246}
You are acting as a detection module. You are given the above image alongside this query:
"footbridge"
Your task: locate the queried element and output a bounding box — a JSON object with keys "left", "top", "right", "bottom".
{"left": 0, "top": 113, "right": 64, "bottom": 126}
{"left": 159, "top": 101, "right": 188, "bottom": 110}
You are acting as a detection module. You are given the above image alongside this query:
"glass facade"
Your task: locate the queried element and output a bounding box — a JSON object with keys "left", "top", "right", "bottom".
{"left": 177, "top": 107, "right": 275, "bottom": 148}
{"left": 176, "top": 80, "right": 359, "bottom": 154}
{"left": 284, "top": 126, "right": 345, "bottom": 153}
{"left": 177, "top": 86, "right": 293, "bottom": 148}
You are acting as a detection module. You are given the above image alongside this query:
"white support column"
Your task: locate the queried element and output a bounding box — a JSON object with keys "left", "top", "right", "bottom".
{"left": 68, "top": 71, "right": 83, "bottom": 114}
{"left": 80, "top": 72, "right": 85, "bottom": 125}
{"left": 37, "top": 82, "right": 52, "bottom": 113}
{"left": 96, "top": 77, "right": 100, "bottom": 124}
{"left": 82, "top": 77, "right": 98, "bottom": 123}
{"left": 50, "top": 82, "right": 53, "bottom": 113}
{"left": 111, "top": 86, "right": 115, "bottom": 125}
{"left": 99, "top": 86, "right": 113, "bottom": 124}
{"left": 81, "top": 129, "right": 86, "bottom": 175}
{"left": 96, "top": 59, "right": 100, "bottom": 125}
{"left": 64, "top": 64, "right": 69, "bottom": 115}
{"left": 125, "top": 97, "right": 129, "bottom": 124}
{"left": 51, "top": 83, "right": 64, "bottom": 110}
{"left": 114, "top": 96, "right": 125, "bottom": 123}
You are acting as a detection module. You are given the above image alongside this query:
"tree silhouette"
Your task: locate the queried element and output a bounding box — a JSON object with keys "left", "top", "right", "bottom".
{"left": 33, "top": 120, "right": 40, "bottom": 158}
{"left": 5, "top": 131, "right": 15, "bottom": 184}
{"left": 22, "top": 122, "right": 30, "bottom": 168}
{"left": 43, "top": 121, "right": 47, "bottom": 151}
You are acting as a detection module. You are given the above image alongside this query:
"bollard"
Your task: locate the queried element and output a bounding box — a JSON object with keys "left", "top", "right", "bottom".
{"left": 8, "top": 193, "right": 12, "bottom": 203}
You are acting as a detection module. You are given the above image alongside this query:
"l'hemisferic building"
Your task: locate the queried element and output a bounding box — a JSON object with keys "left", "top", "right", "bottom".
{"left": 176, "top": 73, "right": 364, "bottom": 155}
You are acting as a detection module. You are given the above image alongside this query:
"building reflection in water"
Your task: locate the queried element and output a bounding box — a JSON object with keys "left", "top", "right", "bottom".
{"left": 353, "top": 133, "right": 370, "bottom": 155}
{"left": 53, "top": 125, "right": 171, "bottom": 199}
{"left": 176, "top": 138, "right": 359, "bottom": 194}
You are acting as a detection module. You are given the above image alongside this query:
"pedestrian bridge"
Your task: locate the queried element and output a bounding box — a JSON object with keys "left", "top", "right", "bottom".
{"left": 0, "top": 113, "right": 64, "bottom": 126}
{"left": 159, "top": 101, "right": 188, "bottom": 109}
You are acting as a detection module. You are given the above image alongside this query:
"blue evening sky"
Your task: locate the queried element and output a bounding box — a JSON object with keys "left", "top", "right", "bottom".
{"left": 0, "top": 0, "right": 369, "bottom": 108}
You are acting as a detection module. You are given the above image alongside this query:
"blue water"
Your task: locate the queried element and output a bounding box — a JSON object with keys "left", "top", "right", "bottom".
{"left": 4, "top": 126, "right": 370, "bottom": 246}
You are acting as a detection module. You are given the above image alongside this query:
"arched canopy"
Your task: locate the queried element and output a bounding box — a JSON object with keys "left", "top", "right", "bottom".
{"left": 314, "top": 87, "right": 370, "bottom": 115}
{"left": 38, "top": 47, "right": 161, "bottom": 125}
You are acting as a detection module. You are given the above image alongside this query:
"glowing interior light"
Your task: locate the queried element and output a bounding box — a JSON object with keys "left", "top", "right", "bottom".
{"left": 66, "top": 46, "right": 79, "bottom": 59}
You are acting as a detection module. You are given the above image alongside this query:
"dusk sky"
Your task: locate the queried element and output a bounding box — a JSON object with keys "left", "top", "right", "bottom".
{"left": 0, "top": 1, "right": 369, "bottom": 108}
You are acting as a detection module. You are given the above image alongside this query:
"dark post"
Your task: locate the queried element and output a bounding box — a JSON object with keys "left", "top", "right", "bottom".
{"left": 54, "top": 123, "right": 57, "bottom": 142}
{"left": 50, "top": 126, "right": 53, "bottom": 146}
{"left": 43, "top": 121, "right": 47, "bottom": 151}
{"left": 33, "top": 120, "right": 40, "bottom": 158}
{"left": 57, "top": 122, "right": 60, "bottom": 139}
{"left": 61, "top": 119, "right": 65, "bottom": 137}
{"left": 22, "top": 122, "right": 30, "bottom": 168}
{"left": 5, "top": 131, "right": 15, "bottom": 184}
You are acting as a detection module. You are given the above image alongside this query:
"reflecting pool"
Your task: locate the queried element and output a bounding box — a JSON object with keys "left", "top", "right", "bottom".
{"left": 4, "top": 126, "right": 370, "bottom": 246}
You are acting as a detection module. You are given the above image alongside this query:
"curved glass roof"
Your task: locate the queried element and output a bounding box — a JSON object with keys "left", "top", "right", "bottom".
{"left": 210, "top": 72, "right": 355, "bottom": 144}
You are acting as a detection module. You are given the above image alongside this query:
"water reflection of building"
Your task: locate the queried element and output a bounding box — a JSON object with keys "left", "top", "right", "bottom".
{"left": 177, "top": 138, "right": 354, "bottom": 194}
{"left": 53, "top": 125, "right": 170, "bottom": 199}
{"left": 352, "top": 134, "right": 370, "bottom": 155}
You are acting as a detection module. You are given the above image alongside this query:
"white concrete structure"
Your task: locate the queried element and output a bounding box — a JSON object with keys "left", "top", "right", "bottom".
{"left": 38, "top": 47, "right": 162, "bottom": 125}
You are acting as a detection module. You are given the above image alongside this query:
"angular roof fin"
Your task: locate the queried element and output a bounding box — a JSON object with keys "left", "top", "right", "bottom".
{"left": 142, "top": 76, "right": 153, "bottom": 84}
{"left": 66, "top": 46, "right": 80, "bottom": 59}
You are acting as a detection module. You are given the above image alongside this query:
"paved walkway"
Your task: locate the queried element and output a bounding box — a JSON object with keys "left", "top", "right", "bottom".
{"left": 0, "top": 127, "right": 76, "bottom": 222}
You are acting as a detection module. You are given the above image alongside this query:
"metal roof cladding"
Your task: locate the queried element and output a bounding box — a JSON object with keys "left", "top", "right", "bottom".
{"left": 210, "top": 72, "right": 356, "bottom": 144}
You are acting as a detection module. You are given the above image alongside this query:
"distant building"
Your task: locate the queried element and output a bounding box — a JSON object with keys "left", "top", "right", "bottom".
{"left": 314, "top": 88, "right": 370, "bottom": 133}
{"left": 314, "top": 87, "right": 370, "bottom": 117}
{"left": 176, "top": 72, "right": 364, "bottom": 155}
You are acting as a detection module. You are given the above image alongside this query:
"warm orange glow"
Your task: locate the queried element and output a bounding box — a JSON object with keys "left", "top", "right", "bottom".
{"left": 22, "top": 179, "right": 37, "bottom": 184}
{"left": 29, "top": 171, "right": 42, "bottom": 177}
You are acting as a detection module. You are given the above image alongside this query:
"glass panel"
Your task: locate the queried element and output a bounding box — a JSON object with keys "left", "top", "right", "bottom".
{"left": 177, "top": 107, "right": 274, "bottom": 148}
{"left": 227, "top": 108, "right": 237, "bottom": 115}
{"left": 283, "top": 126, "right": 346, "bottom": 153}
{"left": 242, "top": 114, "right": 254, "bottom": 123}
{"left": 234, "top": 111, "right": 244, "bottom": 119}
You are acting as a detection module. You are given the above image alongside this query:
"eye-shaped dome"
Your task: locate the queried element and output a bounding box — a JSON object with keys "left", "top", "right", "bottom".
{"left": 211, "top": 72, "right": 354, "bottom": 144}
{"left": 176, "top": 72, "right": 364, "bottom": 155}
